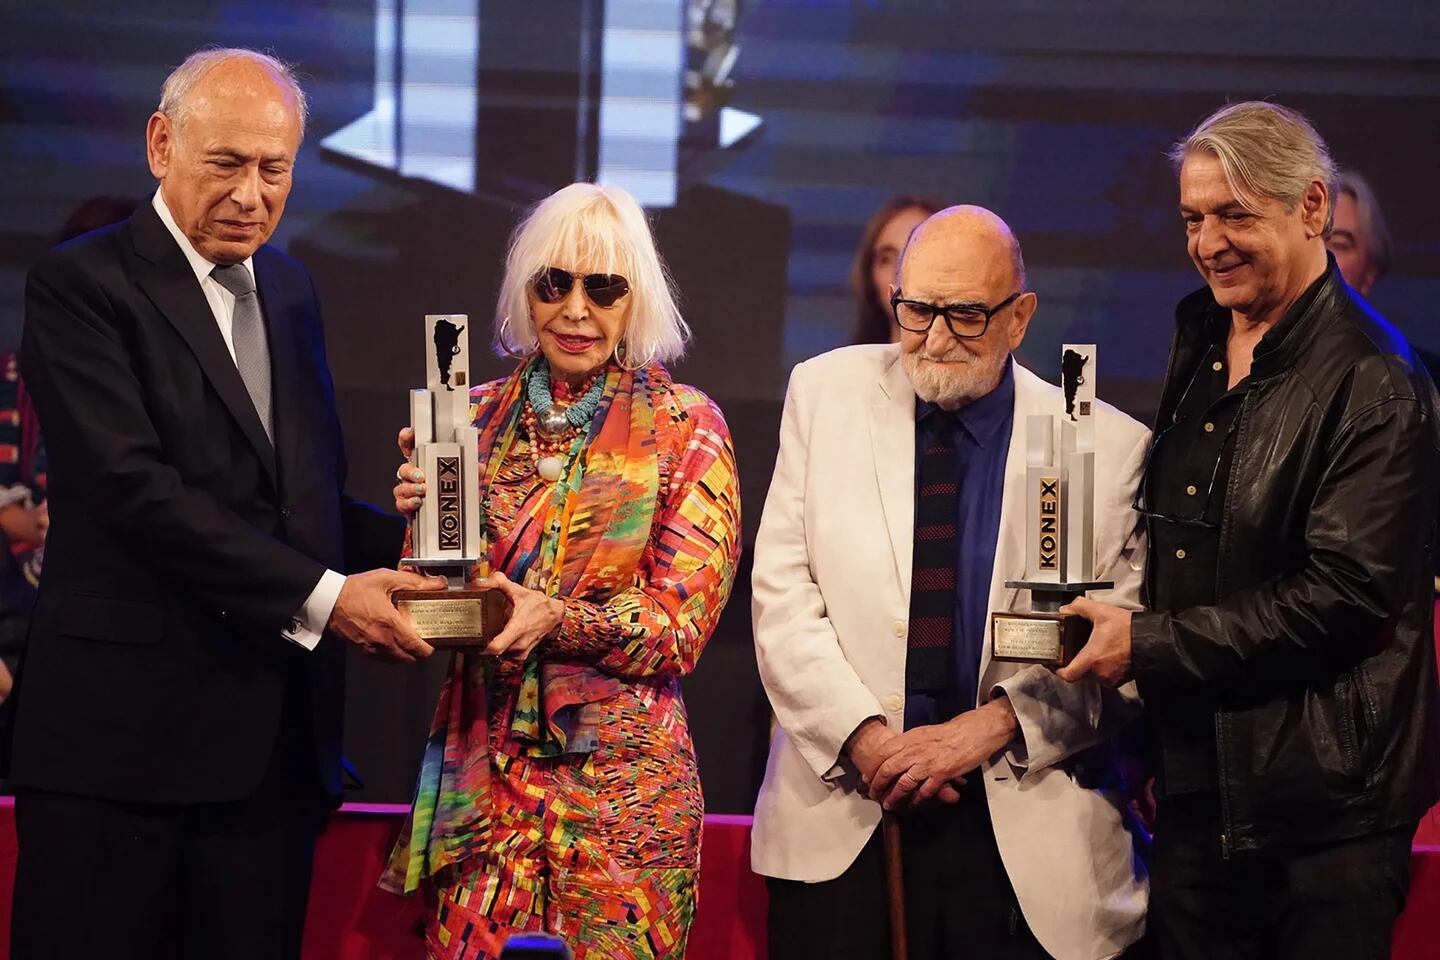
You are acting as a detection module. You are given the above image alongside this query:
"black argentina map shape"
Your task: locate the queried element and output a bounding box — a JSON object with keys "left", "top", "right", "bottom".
{"left": 432, "top": 319, "right": 465, "bottom": 390}
{"left": 1061, "top": 348, "right": 1089, "bottom": 421}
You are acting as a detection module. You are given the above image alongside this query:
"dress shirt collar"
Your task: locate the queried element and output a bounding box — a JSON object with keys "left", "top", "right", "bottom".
{"left": 150, "top": 189, "right": 254, "bottom": 290}
{"left": 916, "top": 355, "right": 1016, "bottom": 448}
{"left": 1200, "top": 262, "right": 1329, "bottom": 351}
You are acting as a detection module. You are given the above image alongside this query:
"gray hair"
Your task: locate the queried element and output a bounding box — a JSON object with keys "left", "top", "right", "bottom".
{"left": 1168, "top": 100, "right": 1337, "bottom": 235}
{"left": 158, "top": 47, "right": 308, "bottom": 140}
{"left": 1337, "top": 167, "right": 1393, "bottom": 280}
{"left": 495, "top": 182, "right": 689, "bottom": 367}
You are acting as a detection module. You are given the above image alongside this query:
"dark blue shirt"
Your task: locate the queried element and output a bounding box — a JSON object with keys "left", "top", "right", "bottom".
{"left": 905, "top": 359, "right": 1015, "bottom": 728}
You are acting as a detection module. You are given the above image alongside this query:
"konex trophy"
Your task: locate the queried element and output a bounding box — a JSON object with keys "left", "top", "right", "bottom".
{"left": 990, "top": 344, "right": 1108, "bottom": 666}
{"left": 392, "top": 314, "right": 507, "bottom": 647}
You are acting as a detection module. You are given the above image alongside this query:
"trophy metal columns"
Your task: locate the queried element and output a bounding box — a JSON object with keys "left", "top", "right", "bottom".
{"left": 991, "top": 344, "right": 1111, "bottom": 664}
{"left": 393, "top": 314, "right": 509, "bottom": 648}
{"left": 408, "top": 314, "right": 483, "bottom": 583}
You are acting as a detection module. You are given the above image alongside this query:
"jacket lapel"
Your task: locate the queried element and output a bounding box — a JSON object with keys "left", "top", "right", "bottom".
{"left": 868, "top": 350, "right": 916, "bottom": 595}
{"left": 978, "top": 360, "right": 1041, "bottom": 684}
{"left": 254, "top": 252, "right": 304, "bottom": 500}
{"left": 129, "top": 204, "right": 278, "bottom": 487}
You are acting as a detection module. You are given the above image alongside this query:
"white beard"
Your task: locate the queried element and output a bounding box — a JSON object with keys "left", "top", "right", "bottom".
{"left": 901, "top": 347, "right": 1008, "bottom": 408}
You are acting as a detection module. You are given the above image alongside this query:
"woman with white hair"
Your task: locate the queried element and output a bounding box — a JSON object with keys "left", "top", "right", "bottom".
{"left": 381, "top": 182, "right": 742, "bottom": 959}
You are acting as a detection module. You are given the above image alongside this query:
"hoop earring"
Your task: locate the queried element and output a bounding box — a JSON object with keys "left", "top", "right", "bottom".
{"left": 615, "top": 339, "right": 642, "bottom": 371}
{"left": 497, "top": 314, "right": 531, "bottom": 360}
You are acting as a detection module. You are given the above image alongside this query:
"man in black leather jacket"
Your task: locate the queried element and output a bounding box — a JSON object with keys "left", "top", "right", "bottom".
{"left": 1057, "top": 101, "right": 1440, "bottom": 959}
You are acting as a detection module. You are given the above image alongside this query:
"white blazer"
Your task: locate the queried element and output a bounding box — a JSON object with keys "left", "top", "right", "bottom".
{"left": 750, "top": 344, "right": 1151, "bottom": 960}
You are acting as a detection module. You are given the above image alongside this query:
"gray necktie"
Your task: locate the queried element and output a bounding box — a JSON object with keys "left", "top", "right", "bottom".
{"left": 210, "top": 263, "right": 274, "bottom": 443}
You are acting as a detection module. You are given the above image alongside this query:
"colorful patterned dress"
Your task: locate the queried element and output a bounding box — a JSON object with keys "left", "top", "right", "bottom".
{"left": 383, "top": 359, "right": 741, "bottom": 960}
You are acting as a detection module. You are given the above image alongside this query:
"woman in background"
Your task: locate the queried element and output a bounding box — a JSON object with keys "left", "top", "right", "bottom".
{"left": 849, "top": 194, "right": 943, "bottom": 344}
{"left": 0, "top": 195, "right": 135, "bottom": 702}
{"left": 384, "top": 182, "right": 742, "bottom": 960}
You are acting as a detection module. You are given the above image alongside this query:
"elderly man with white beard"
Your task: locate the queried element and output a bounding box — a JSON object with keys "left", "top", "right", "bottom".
{"left": 750, "top": 206, "right": 1152, "bottom": 959}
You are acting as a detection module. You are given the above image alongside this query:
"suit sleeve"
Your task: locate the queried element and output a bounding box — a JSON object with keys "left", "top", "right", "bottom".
{"left": 285, "top": 270, "right": 405, "bottom": 647}
{"left": 1131, "top": 397, "right": 1435, "bottom": 701}
{"left": 22, "top": 253, "right": 326, "bottom": 638}
{"left": 991, "top": 421, "right": 1149, "bottom": 778}
{"left": 752, "top": 364, "right": 888, "bottom": 781}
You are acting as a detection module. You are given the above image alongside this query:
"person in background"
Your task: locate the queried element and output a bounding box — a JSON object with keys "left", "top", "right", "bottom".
{"left": 1060, "top": 100, "right": 1440, "bottom": 960}
{"left": 1326, "top": 168, "right": 1391, "bottom": 299}
{"left": 850, "top": 195, "right": 943, "bottom": 344}
{"left": 385, "top": 182, "right": 742, "bottom": 959}
{"left": 1325, "top": 168, "right": 1440, "bottom": 588}
{"left": 0, "top": 351, "right": 44, "bottom": 704}
{"left": 0, "top": 196, "right": 139, "bottom": 704}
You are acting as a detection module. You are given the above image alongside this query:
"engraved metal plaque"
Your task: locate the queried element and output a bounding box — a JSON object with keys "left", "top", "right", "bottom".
{"left": 992, "top": 613, "right": 1064, "bottom": 664}
{"left": 398, "top": 598, "right": 485, "bottom": 642}
{"left": 393, "top": 588, "right": 508, "bottom": 649}
{"left": 991, "top": 611, "right": 1094, "bottom": 667}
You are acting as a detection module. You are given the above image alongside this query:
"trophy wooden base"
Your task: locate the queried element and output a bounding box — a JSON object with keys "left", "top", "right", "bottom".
{"left": 393, "top": 587, "right": 509, "bottom": 649}
{"left": 990, "top": 611, "right": 1092, "bottom": 666}
{"left": 992, "top": 579, "right": 1112, "bottom": 667}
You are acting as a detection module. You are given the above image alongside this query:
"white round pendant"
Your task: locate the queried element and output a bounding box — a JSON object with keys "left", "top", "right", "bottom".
{"left": 536, "top": 405, "right": 570, "bottom": 438}
{"left": 536, "top": 456, "right": 564, "bottom": 482}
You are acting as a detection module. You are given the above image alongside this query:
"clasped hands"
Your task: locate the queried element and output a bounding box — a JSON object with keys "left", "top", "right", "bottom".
{"left": 847, "top": 698, "right": 1018, "bottom": 812}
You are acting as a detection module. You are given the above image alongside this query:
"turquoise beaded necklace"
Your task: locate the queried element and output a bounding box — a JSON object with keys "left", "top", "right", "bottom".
{"left": 526, "top": 357, "right": 605, "bottom": 435}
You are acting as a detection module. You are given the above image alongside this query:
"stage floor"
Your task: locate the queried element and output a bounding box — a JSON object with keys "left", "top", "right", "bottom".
{"left": 0, "top": 799, "right": 1432, "bottom": 958}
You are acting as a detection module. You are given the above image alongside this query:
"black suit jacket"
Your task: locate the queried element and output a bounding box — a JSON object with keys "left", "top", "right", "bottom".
{"left": 7, "top": 202, "right": 401, "bottom": 803}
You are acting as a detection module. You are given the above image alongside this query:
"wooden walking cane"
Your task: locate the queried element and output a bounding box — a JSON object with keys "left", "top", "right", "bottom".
{"left": 881, "top": 810, "right": 909, "bottom": 960}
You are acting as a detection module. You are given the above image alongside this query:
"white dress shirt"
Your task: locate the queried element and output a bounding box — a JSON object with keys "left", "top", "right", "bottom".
{"left": 151, "top": 191, "right": 344, "bottom": 651}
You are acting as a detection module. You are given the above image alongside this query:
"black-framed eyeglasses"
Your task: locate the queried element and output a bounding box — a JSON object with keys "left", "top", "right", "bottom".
{"left": 532, "top": 267, "right": 631, "bottom": 308}
{"left": 890, "top": 290, "right": 1022, "bottom": 339}
{"left": 1131, "top": 352, "right": 1242, "bottom": 529}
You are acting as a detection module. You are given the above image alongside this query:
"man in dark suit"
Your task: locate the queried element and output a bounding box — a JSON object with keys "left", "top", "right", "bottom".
{"left": 8, "top": 48, "right": 442, "bottom": 959}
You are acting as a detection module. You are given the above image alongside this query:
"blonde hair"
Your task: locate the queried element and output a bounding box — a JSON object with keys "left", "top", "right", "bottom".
{"left": 1169, "top": 100, "right": 1337, "bottom": 234}
{"left": 159, "top": 47, "right": 309, "bottom": 140}
{"left": 494, "top": 182, "right": 689, "bottom": 367}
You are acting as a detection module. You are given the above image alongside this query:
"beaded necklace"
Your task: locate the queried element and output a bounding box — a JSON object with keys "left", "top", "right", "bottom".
{"left": 522, "top": 359, "right": 604, "bottom": 481}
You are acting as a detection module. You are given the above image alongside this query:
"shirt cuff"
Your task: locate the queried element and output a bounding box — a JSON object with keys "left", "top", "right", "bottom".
{"left": 283, "top": 569, "right": 345, "bottom": 651}
{"left": 988, "top": 682, "right": 1033, "bottom": 775}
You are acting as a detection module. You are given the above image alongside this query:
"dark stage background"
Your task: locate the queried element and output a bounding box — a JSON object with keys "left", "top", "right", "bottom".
{"left": 2, "top": 0, "right": 1437, "bottom": 811}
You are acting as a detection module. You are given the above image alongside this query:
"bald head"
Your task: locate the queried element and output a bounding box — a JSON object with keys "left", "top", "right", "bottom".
{"left": 159, "top": 48, "right": 307, "bottom": 141}
{"left": 893, "top": 205, "right": 1036, "bottom": 410}
{"left": 897, "top": 205, "right": 1027, "bottom": 299}
{"left": 146, "top": 48, "right": 306, "bottom": 264}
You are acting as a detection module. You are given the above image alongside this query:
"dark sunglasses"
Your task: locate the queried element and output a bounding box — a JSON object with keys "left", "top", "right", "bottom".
{"left": 532, "top": 267, "right": 631, "bottom": 308}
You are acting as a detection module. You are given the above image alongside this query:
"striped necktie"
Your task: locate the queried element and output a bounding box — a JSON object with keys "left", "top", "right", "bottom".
{"left": 906, "top": 411, "right": 957, "bottom": 697}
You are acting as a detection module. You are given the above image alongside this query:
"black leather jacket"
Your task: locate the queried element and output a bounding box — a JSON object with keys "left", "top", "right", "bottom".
{"left": 1133, "top": 260, "right": 1440, "bottom": 854}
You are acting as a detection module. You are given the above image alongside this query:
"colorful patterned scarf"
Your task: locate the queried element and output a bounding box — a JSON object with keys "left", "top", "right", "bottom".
{"left": 382, "top": 358, "right": 665, "bottom": 894}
